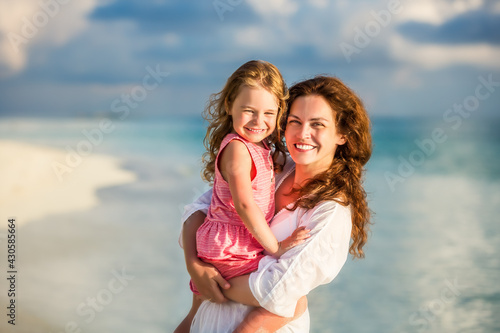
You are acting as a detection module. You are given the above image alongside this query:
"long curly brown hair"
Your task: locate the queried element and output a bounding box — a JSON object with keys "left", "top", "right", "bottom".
{"left": 202, "top": 60, "right": 288, "bottom": 184}
{"left": 287, "top": 76, "right": 372, "bottom": 259}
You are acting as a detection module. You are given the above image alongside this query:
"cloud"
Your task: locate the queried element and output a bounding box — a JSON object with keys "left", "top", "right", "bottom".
{"left": 389, "top": 34, "right": 500, "bottom": 69}
{"left": 0, "top": 1, "right": 39, "bottom": 77}
{"left": 395, "top": 0, "right": 485, "bottom": 25}
{"left": 390, "top": 2, "right": 500, "bottom": 69}
{"left": 0, "top": 0, "right": 97, "bottom": 78}
{"left": 246, "top": 0, "right": 299, "bottom": 17}
{"left": 398, "top": 10, "right": 500, "bottom": 45}
{"left": 89, "top": 0, "right": 258, "bottom": 33}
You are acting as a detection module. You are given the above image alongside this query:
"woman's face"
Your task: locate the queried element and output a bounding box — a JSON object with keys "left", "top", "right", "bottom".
{"left": 285, "top": 95, "right": 346, "bottom": 172}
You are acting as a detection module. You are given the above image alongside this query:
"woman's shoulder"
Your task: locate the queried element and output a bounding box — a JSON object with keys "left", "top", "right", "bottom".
{"left": 315, "top": 200, "right": 350, "bottom": 214}
{"left": 301, "top": 200, "right": 351, "bottom": 225}
{"left": 294, "top": 200, "right": 352, "bottom": 242}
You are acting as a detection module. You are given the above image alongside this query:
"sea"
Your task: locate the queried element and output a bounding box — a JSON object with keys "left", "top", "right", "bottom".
{"left": 0, "top": 115, "right": 499, "bottom": 333}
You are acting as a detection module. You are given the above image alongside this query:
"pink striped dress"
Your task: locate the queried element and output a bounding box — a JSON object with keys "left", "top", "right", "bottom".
{"left": 191, "top": 133, "right": 275, "bottom": 294}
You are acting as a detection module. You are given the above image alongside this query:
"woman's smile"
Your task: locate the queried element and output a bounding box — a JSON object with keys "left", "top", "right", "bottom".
{"left": 293, "top": 143, "right": 316, "bottom": 152}
{"left": 285, "top": 95, "right": 345, "bottom": 172}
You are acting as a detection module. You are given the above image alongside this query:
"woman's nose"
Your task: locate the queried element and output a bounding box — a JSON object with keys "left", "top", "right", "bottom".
{"left": 297, "top": 124, "right": 311, "bottom": 139}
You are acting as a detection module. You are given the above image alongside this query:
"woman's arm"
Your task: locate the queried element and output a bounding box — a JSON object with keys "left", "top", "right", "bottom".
{"left": 248, "top": 201, "right": 352, "bottom": 317}
{"left": 221, "top": 214, "right": 317, "bottom": 305}
{"left": 222, "top": 276, "right": 307, "bottom": 333}
{"left": 221, "top": 202, "right": 349, "bottom": 315}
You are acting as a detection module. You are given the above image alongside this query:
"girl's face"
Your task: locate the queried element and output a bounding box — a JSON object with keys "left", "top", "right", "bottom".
{"left": 228, "top": 85, "right": 279, "bottom": 144}
{"left": 285, "top": 95, "right": 346, "bottom": 172}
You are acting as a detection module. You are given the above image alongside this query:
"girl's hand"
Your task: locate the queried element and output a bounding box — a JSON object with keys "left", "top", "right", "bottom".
{"left": 188, "top": 259, "right": 231, "bottom": 303}
{"left": 275, "top": 226, "right": 310, "bottom": 257}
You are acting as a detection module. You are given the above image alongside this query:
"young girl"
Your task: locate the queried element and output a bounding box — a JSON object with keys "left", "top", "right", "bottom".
{"left": 175, "top": 60, "right": 309, "bottom": 332}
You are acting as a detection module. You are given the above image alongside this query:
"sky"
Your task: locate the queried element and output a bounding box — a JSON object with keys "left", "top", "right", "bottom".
{"left": 0, "top": 0, "right": 499, "bottom": 118}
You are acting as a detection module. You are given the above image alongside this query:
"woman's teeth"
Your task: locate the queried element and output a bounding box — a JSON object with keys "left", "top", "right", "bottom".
{"left": 295, "top": 144, "right": 315, "bottom": 150}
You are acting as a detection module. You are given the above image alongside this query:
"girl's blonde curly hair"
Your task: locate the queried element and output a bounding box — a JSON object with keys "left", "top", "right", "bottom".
{"left": 201, "top": 60, "right": 288, "bottom": 184}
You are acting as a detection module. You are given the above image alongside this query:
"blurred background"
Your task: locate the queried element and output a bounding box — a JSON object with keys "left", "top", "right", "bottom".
{"left": 0, "top": 0, "right": 499, "bottom": 332}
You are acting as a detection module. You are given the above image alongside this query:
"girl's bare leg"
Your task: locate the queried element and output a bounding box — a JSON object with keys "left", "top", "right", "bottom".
{"left": 233, "top": 296, "right": 308, "bottom": 333}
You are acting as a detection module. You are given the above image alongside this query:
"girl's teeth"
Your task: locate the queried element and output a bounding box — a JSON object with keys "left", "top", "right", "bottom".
{"left": 247, "top": 128, "right": 263, "bottom": 133}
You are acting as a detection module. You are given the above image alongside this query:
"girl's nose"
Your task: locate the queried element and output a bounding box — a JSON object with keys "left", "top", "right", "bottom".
{"left": 254, "top": 112, "right": 264, "bottom": 125}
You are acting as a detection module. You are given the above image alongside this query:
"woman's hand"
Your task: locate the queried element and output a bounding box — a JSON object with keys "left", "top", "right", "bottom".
{"left": 188, "top": 258, "right": 230, "bottom": 303}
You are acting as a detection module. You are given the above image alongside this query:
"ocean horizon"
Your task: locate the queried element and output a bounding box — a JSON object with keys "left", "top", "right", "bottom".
{"left": 1, "top": 115, "right": 499, "bottom": 332}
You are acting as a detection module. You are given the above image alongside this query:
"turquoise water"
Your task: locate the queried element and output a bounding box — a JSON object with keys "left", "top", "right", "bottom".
{"left": 0, "top": 116, "right": 499, "bottom": 332}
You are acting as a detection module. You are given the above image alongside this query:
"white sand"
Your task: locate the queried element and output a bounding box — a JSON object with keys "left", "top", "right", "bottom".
{"left": 0, "top": 140, "right": 136, "bottom": 228}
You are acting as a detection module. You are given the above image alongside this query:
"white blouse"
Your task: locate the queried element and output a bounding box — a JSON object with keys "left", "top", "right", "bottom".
{"left": 180, "top": 158, "right": 352, "bottom": 332}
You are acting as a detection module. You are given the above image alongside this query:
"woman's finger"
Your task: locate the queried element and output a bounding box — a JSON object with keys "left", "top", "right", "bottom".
{"left": 214, "top": 274, "right": 231, "bottom": 290}
{"left": 208, "top": 279, "right": 228, "bottom": 303}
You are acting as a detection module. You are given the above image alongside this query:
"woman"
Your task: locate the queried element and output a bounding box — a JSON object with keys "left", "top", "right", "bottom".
{"left": 180, "top": 76, "right": 372, "bottom": 332}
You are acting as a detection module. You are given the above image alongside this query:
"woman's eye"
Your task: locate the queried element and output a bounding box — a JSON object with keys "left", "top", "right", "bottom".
{"left": 312, "top": 122, "right": 324, "bottom": 127}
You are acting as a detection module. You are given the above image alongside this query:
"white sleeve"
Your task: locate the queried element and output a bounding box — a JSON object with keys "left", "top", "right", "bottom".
{"left": 248, "top": 201, "right": 352, "bottom": 317}
{"left": 178, "top": 188, "right": 213, "bottom": 248}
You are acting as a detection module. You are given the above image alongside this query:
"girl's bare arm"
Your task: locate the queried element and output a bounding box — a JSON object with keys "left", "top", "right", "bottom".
{"left": 221, "top": 140, "right": 307, "bottom": 257}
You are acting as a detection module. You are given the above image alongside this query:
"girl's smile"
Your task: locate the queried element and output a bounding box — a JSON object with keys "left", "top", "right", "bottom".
{"left": 229, "top": 85, "right": 279, "bottom": 144}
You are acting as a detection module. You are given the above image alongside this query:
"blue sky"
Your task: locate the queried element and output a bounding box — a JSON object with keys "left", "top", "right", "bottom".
{"left": 0, "top": 0, "right": 499, "bottom": 118}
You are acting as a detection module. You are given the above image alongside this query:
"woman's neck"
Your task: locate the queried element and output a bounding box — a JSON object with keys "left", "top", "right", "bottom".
{"left": 293, "top": 164, "right": 325, "bottom": 188}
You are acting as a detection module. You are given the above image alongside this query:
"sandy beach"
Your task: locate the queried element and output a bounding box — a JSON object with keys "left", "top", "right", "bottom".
{"left": 0, "top": 139, "right": 142, "bottom": 332}
{"left": 0, "top": 140, "right": 136, "bottom": 228}
{"left": 0, "top": 133, "right": 200, "bottom": 332}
